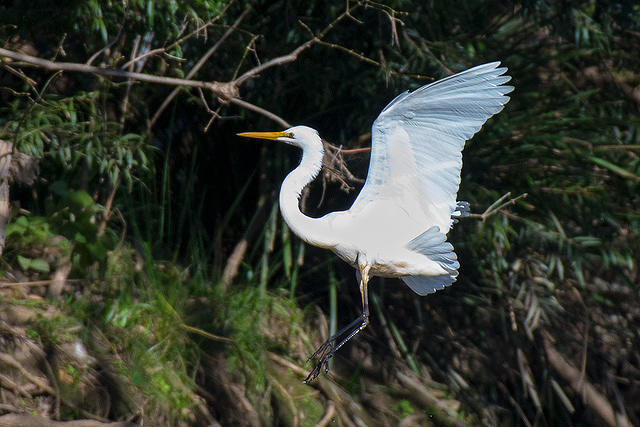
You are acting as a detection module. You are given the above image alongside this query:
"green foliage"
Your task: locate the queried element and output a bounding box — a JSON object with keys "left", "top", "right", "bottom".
{"left": 394, "top": 399, "right": 415, "bottom": 418}
{"left": 2, "top": 0, "right": 640, "bottom": 425}
{"left": 77, "top": 0, "right": 225, "bottom": 44}
{"left": 4, "top": 214, "right": 70, "bottom": 275}
{"left": 4, "top": 186, "right": 117, "bottom": 277}
{"left": 16, "top": 255, "right": 50, "bottom": 273}
{"left": 2, "top": 91, "right": 150, "bottom": 188}
{"left": 47, "top": 185, "right": 117, "bottom": 270}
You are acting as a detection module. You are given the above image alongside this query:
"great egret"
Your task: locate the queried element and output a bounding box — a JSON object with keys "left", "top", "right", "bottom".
{"left": 238, "top": 61, "right": 513, "bottom": 382}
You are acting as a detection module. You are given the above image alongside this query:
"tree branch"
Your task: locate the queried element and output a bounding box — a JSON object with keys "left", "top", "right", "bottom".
{"left": 229, "top": 98, "right": 290, "bottom": 128}
{"left": 0, "top": 2, "right": 369, "bottom": 131}
{"left": 0, "top": 47, "right": 234, "bottom": 95}
{"left": 149, "top": 6, "right": 252, "bottom": 128}
{"left": 467, "top": 192, "right": 528, "bottom": 222}
{"left": 233, "top": 1, "right": 363, "bottom": 86}
{"left": 120, "top": 0, "right": 237, "bottom": 70}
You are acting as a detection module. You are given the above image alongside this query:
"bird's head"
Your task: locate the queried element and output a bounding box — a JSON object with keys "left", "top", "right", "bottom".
{"left": 237, "top": 125, "right": 322, "bottom": 152}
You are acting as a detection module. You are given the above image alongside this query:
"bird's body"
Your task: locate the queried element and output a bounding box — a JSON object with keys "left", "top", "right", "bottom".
{"left": 239, "top": 61, "right": 513, "bottom": 381}
{"left": 276, "top": 126, "right": 450, "bottom": 279}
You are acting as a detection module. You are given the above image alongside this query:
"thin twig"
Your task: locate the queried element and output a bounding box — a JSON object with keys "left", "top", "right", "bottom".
{"left": 0, "top": 279, "right": 83, "bottom": 288}
{"left": 233, "top": 2, "right": 363, "bottom": 86}
{"left": 0, "top": 352, "right": 55, "bottom": 395}
{"left": 198, "top": 87, "right": 223, "bottom": 132}
{"left": 316, "top": 401, "right": 336, "bottom": 427}
{"left": 121, "top": 0, "right": 237, "bottom": 70}
{"left": 268, "top": 352, "right": 307, "bottom": 377}
{"left": 119, "top": 34, "right": 141, "bottom": 132}
{"left": 149, "top": 6, "right": 252, "bottom": 128}
{"left": 179, "top": 323, "right": 234, "bottom": 344}
{"left": 497, "top": 381, "right": 533, "bottom": 427}
{"left": 467, "top": 192, "right": 528, "bottom": 222}
{"left": 0, "top": 373, "right": 33, "bottom": 398}
{"left": 97, "top": 174, "right": 121, "bottom": 238}
{"left": 300, "top": 18, "right": 431, "bottom": 81}
{"left": 231, "top": 35, "right": 261, "bottom": 81}
{"left": 86, "top": 25, "right": 124, "bottom": 66}
{"left": 0, "top": 63, "right": 37, "bottom": 86}
{"left": 119, "top": 47, "right": 165, "bottom": 70}
{"left": 0, "top": 1, "right": 380, "bottom": 132}
{"left": 0, "top": 47, "right": 233, "bottom": 93}
{"left": 340, "top": 146, "right": 370, "bottom": 154}
{"left": 268, "top": 373, "right": 300, "bottom": 427}
{"left": 230, "top": 98, "right": 290, "bottom": 128}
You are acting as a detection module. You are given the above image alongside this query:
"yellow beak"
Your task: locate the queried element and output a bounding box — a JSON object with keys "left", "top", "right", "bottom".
{"left": 236, "top": 131, "right": 290, "bottom": 140}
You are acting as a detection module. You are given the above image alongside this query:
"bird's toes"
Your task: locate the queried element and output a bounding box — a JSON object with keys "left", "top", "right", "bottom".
{"left": 303, "top": 362, "right": 322, "bottom": 383}
{"left": 303, "top": 345, "right": 335, "bottom": 383}
{"left": 308, "top": 339, "right": 334, "bottom": 362}
{"left": 322, "top": 355, "right": 331, "bottom": 374}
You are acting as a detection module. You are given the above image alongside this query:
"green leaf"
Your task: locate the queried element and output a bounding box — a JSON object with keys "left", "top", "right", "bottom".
{"left": 68, "top": 190, "right": 94, "bottom": 210}
{"left": 29, "top": 258, "right": 50, "bottom": 273}
{"left": 6, "top": 217, "right": 27, "bottom": 236}
{"left": 17, "top": 255, "right": 31, "bottom": 270}
{"left": 87, "top": 242, "right": 107, "bottom": 260}
{"left": 587, "top": 155, "right": 640, "bottom": 180}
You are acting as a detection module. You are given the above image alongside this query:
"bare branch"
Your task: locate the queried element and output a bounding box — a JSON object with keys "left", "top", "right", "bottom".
{"left": 0, "top": 279, "right": 84, "bottom": 288}
{"left": 316, "top": 401, "right": 336, "bottom": 427}
{"left": 198, "top": 87, "right": 223, "bottom": 132}
{"left": 149, "top": 6, "right": 252, "bottom": 128}
{"left": 230, "top": 98, "right": 291, "bottom": 128}
{"left": 1, "top": 63, "right": 37, "bottom": 86}
{"left": 120, "top": 0, "right": 237, "bottom": 70}
{"left": 231, "top": 35, "right": 261, "bottom": 81}
{"left": 86, "top": 25, "right": 124, "bottom": 65}
{"left": 0, "top": 46, "right": 295, "bottom": 128}
{"left": 468, "top": 192, "right": 528, "bottom": 222}
{"left": 0, "top": 2, "right": 375, "bottom": 132}
{"left": 233, "top": 2, "right": 363, "bottom": 86}
{"left": 234, "top": 38, "right": 318, "bottom": 87}
{"left": 0, "top": 352, "right": 55, "bottom": 395}
{"left": 119, "top": 34, "right": 141, "bottom": 131}
{"left": 0, "top": 47, "right": 231, "bottom": 94}
{"left": 119, "top": 47, "right": 165, "bottom": 70}
{"left": 340, "top": 147, "right": 370, "bottom": 154}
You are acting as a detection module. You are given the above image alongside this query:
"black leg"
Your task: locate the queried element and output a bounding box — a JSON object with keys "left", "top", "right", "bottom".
{"left": 306, "top": 314, "right": 363, "bottom": 361}
{"left": 304, "top": 266, "right": 371, "bottom": 383}
{"left": 303, "top": 312, "right": 369, "bottom": 383}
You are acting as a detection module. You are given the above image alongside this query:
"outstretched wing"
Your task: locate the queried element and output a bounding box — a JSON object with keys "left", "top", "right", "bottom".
{"left": 349, "top": 62, "right": 513, "bottom": 239}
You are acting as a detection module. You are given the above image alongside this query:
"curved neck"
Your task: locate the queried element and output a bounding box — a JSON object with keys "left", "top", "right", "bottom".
{"left": 279, "top": 145, "right": 336, "bottom": 249}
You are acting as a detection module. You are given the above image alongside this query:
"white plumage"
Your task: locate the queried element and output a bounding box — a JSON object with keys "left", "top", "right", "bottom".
{"left": 238, "top": 61, "right": 513, "bottom": 381}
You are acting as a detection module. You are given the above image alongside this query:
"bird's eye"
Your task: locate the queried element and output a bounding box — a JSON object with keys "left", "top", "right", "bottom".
{"left": 285, "top": 132, "right": 294, "bottom": 138}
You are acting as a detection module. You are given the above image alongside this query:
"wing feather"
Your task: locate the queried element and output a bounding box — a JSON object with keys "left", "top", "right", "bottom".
{"left": 350, "top": 62, "right": 513, "bottom": 239}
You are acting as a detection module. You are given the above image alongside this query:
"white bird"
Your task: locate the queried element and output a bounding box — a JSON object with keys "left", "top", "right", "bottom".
{"left": 238, "top": 62, "right": 513, "bottom": 382}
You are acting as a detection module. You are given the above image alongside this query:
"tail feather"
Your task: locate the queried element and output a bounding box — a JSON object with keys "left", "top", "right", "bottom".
{"left": 403, "top": 226, "right": 459, "bottom": 295}
{"left": 401, "top": 274, "right": 457, "bottom": 296}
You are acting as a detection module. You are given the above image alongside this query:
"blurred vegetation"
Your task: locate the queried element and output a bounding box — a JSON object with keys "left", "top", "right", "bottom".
{"left": 1, "top": 0, "right": 639, "bottom": 425}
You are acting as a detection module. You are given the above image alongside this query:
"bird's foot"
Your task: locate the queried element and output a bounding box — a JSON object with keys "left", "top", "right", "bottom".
{"left": 303, "top": 339, "right": 335, "bottom": 383}
{"left": 302, "top": 313, "right": 369, "bottom": 383}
